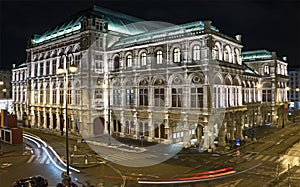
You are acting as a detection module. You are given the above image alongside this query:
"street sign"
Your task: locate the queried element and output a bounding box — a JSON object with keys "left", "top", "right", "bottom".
{"left": 236, "top": 138, "right": 241, "bottom": 146}
{"left": 236, "top": 150, "right": 240, "bottom": 156}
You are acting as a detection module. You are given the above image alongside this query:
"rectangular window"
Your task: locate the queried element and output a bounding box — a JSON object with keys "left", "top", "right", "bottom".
{"left": 53, "top": 89, "right": 57, "bottom": 104}
{"left": 126, "top": 89, "right": 134, "bottom": 105}
{"left": 144, "top": 123, "right": 149, "bottom": 136}
{"left": 67, "top": 89, "right": 72, "bottom": 104}
{"left": 113, "top": 89, "right": 121, "bottom": 105}
{"left": 139, "top": 88, "right": 148, "bottom": 106}
{"left": 40, "top": 89, "right": 44, "bottom": 104}
{"left": 46, "top": 61, "right": 50, "bottom": 75}
{"left": 52, "top": 59, "right": 56, "bottom": 75}
{"left": 154, "top": 88, "right": 165, "bottom": 107}
{"left": 75, "top": 90, "right": 81, "bottom": 105}
{"left": 46, "top": 89, "right": 50, "bottom": 104}
{"left": 191, "top": 87, "right": 203, "bottom": 108}
{"left": 172, "top": 88, "right": 182, "bottom": 107}
{"left": 40, "top": 63, "right": 44, "bottom": 76}
{"left": 75, "top": 55, "right": 80, "bottom": 66}
{"left": 59, "top": 90, "right": 64, "bottom": 104}
{"left": 262, "top": 89, "right": 272, "bottom": 102}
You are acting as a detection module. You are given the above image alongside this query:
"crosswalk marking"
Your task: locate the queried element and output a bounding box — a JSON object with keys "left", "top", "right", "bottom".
{"left": 261, "top": 155, "right": 271, "bottom": 161}
{"left": 269, "top": 156, "right": 277, "bottom": 162}
{"left": 27, "top": 155, "right": 35, "bottom": 163}
{"left": 40, "top": 156, "right": 47, "bottom": 164}
{"left": 255, "top": 155, "right": 264, "bottom": 160}
{"left": 27, "top": 155, "right": 52, "bottom": 165}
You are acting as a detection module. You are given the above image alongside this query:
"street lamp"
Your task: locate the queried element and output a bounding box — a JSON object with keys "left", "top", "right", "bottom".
{"left": 57, "top": 60, "right": 77, "bottom": 176}
{"left": 251, "top": 83, "right": 262, "bottom": 141}
{"left": 2, "top": 88, "right": 8, "bottom": 110}
{"left": 103, "top": 73, "right": 113, "bottom": 145}
{"left": 282, "top": 87, "right": 290, "bottom": 128}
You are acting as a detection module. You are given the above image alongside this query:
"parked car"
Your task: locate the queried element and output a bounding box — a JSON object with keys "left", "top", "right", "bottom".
{"left": 13, "top": 175, "right": 48, "bottom": 187}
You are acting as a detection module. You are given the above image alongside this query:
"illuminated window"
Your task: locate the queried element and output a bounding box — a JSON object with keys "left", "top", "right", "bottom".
{"left": 126, "top": 89, "right": 134, "bottom": 105}
{"left": 113, "top": 89, "right": 121, "bottom": 105}
{"left": 156, "top": 50, "right": 163, "bottom": 64}
{"left": 141, "top": 53, "right": 147, "bottom": 66}
{"left": 213, "top": 46, "right": 219, "bottom": 60}
{"left": 224, "top": 48, "right": 229, "bottom": 62}
{"left": 264, "top": 65, "right": 270, "bottom": 74}
{"left": 126, "top": 55, "right": 132, "bottom": 67}
{"left": 173, "top": 48, "right": 181, "bottom": 63}
{"left": 192, "top": 45, "right": 201, "bottom": 61}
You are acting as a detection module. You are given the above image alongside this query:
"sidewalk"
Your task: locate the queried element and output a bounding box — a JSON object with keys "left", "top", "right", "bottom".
{"left": 21, "top": 121, "right": 297, "bottom": 170}
{"left": 0, "top": 141, "right": 25, "bottom": 157}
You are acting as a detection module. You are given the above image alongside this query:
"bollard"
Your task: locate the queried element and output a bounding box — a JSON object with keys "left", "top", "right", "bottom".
{"left": 84, "top": 154, "right": 88, "bottom": 164}
{"left": 74, "top": 145, "right": 77, "bottom": 152}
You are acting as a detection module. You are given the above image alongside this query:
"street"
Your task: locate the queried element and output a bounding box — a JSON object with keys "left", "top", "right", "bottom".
{"left": 1, "top": 121, "right": 300, "bottom": 187}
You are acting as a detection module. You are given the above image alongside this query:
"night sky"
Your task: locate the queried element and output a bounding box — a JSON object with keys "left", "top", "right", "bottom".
{"left": 0, "top": 0, "right": 299, "bottom": 69}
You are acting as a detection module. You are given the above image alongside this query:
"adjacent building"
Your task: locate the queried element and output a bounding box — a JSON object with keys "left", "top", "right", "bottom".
{"left": 12, "top": 5, "right": 289, "bottom": 149}
{"left": 287, "top": 67, "right": 300, "bottom": 110}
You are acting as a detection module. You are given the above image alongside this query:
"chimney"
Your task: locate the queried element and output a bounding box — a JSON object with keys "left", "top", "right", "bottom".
{"left": 235, "top": 35, "right": 242, "bottom": 42}
{"left": 203, "top": 20, "right": 212, "bottom": 31}
{"left": 272, "top": 52, "right": 277, "bottom": 59}
{"left": 283, "top": 56, "right": 287, "bottom": 61}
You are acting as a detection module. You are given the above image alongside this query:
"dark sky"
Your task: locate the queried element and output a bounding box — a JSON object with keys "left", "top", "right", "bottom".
{"left": 0, "top": 0, "right": 299, "bottom": 69}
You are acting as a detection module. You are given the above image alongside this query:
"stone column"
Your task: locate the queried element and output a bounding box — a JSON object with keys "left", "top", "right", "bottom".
{"left": 218, "top": 121, "right": 226, "bottom": 147}
{"left": 182, "top": 113, "right": 190, "bottom": 148}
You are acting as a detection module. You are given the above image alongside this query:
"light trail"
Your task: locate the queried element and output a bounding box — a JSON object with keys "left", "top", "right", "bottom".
{"left": 23, "top": 133, "right": 80, "bottom": 173}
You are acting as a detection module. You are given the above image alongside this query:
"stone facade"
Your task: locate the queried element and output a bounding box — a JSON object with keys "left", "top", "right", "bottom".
{"left": 12, "top": 5, "right": 289, "bottom": 149}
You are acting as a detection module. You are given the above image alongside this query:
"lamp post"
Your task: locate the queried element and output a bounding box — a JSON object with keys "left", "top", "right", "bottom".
{"left": 294, "top": 88, "right": 300, "bottom": 123}
{"left": 251, "top": 83, "right": 261, "bottom": 141}
{"left": 57, "top": 60, "right": 77, "bottom": 176}
{"left": 104, "top": 73, "right": 113, "bottom": 145}
{"left": 282, "top": 87, "right": 290, "bottom": 128}
{"left": 2, "top": 88, "right": 8, "bottom": 110}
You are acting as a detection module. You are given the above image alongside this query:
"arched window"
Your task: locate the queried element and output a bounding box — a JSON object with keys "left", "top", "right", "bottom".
{"left": 233, "top": 49, "right": 239, "bottom": 64}
{"left": 126, "top": 55, "right": 132, "bottom": 67}
{"left": 264, "top": 65, "right": 270, "bottom": 74}
{"left": 224, "top": 48, "right": 229, "bottom": 62}
{"left": 156, "top": 50, "right": 163, "bottom": 64}
{"left": 173, "top": 48, "right": 181, "bottom": 63}
{"left": 192, "top": 45, "right": 201, "bottom": 61}
{"left": 114, "top": 56, "right": 120, "bottom": 71}
{"left": 212, "top": 43, "right": 220, "bottom": 60}
{"left": 141, "top": 53, "right": 147, "bottom": 66}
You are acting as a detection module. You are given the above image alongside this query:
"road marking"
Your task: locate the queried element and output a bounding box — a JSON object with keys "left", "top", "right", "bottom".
{"left": 27, "top": 155, "right": 35, "bottom": 163}
{"left": 40, "top": 156, "right": 47, "bottom": 164}
{"left": 255, "top": 155, "right": 264, "bottom": 160}
{"left": 261, "top": 155, "right": 271, "bottom": 161}
{"left": 269, "top": 156, "right": 277, "bottom": 162}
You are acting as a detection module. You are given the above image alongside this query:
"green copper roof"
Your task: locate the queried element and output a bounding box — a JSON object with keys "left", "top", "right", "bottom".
{"left": 111, "top": 21, "right": 219, "bottom": 48}
{"left": 242, "top": 50, "right": 272, "bottom": 61}
{"left": 31, "top": 5, "right": 165, "bottom": 45}
{"left": 242, "top": 63, "right": 259, "bottom": 75}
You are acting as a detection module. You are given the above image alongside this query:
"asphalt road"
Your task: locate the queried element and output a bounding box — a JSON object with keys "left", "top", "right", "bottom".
{"left": 1, "top": 120, "right": 299, "bottom": 187}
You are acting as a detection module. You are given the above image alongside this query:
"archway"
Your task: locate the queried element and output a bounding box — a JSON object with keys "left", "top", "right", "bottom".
{"left": 52, "top": 114, "right": 57, "bottom": 130}
{"left": 93, "top": 117, "right": 105, "bottom": 136}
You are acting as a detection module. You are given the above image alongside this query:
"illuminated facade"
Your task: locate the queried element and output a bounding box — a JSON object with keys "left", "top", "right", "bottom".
{"left": 12, "top": 5, "right": 289, "bottom": 149}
